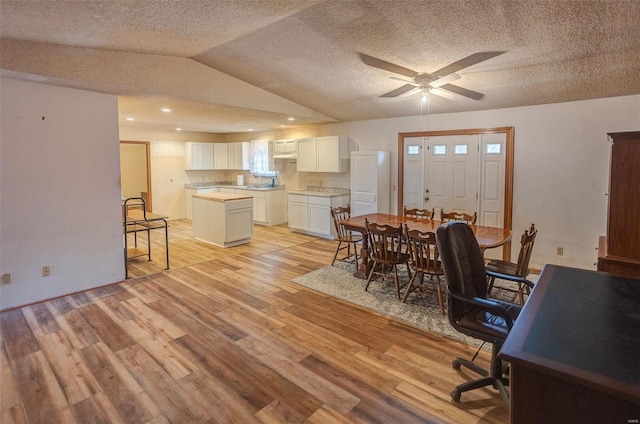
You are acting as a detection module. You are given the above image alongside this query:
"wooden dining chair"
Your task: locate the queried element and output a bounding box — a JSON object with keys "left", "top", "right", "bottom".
{"left": 330, "top": 204, "right": 362, "bottom": 270}
{"left": 440, "top": 209, "right": 477, "bottom": 225}
{"left": 403, "top": 225, "right": 445, "bottom": 313}
{"left": 403, "top": 206, "right": 435, "bottom": 220}
{"left": 486, "top": 223, "right": 537, "bottom": 305}
{"left": 364, "top": 219, "right": 411, "bottom": 299}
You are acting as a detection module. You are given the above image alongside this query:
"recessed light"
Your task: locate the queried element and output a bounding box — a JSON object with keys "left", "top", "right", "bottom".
{"left": 126, "top": 117, "right": 134, "bottom": 121}
{"left": 287, "top": 117, "right": 295, "bottom": 121}
{"left": 176, "top": 128, "right": 182, "bottom": 131}
{"left": 162, "top": 108, "right": 172, "bottom": 112}
{"left": 280, "top": 125, "right": 286, "bottom": 128}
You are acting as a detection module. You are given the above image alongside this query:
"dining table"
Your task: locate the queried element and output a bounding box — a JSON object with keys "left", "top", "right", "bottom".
{"left": 339, "top": 213, "right": 512, "bottom": 279}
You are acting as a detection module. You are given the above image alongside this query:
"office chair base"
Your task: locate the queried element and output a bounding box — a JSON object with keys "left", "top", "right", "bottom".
{"left": 450, "top": 357, "right": 510, "bottom": 405}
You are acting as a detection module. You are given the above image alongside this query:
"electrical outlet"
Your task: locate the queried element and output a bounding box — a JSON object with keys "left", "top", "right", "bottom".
{"left": 1, "top": 273, "right": 10, "bottom": 285}
{"left": 556, "top": 247, "right": 564, "bottom": 256}
{"left": 42, "top": 266, "right": 51, "bottom": 277}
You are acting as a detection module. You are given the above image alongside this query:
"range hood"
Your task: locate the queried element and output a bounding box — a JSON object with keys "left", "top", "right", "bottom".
{"left": 272, "top": 152, "right": 297, "bottom": 160}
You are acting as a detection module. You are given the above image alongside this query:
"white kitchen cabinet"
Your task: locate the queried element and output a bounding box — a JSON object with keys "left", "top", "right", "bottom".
{"left": 287, "top": 194, "right": 308, "bottom": 230}
{"left": 350, "top": 151, "right": 391, "bottom": 216}
{"left": 272, "top": 139, "right": 297, "bottom": 158}
{"left": 185, "top": 186, "right": 219, "bottom": 219}
{"left": 287, "top": 193, "right": 349, "bottom": 239}
{"left": 296, "top": 136, "right": 352, "bottom": 173}
{"left": 192, "top": 193, "right": 253, "bottom": 248}
{"left": 185, "top": 142, "right": 214, "bottom": 170}
{"left": 219, "top": 187, "right": 236, "bottom": 194}
{"left": 235, "top": 188, "right": 287, "bottom": 226}
{"left": 213, "top": 143, "right": 229, "bottom": 169}
{"left": 228, "top": 142, "right": 250, "bottom": 170}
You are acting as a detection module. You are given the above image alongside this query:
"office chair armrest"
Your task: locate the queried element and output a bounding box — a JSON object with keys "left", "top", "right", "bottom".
{"left": 448, "top": 289, "right": 515, "bottom": 329}
{"left": 486, "top": 270, "right": 535, "bottom": 289}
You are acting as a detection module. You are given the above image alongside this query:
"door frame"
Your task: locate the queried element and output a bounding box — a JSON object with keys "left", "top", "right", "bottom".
{"left": 397, "top": 127, "right": 514, "bottom": 260}
{"left": 120, "top": 140, "right": 152, "bottom": 211}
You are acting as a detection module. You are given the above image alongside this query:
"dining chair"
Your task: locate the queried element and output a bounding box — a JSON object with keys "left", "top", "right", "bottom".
{"left": 440, "top": 209, "right": 477, "bottom": 225}
{"left": 330, "top": 204, "right": 362, "bottom": 271}
{"left": 403, "top": 206, "right": 435, "bottom": 220}
{"left": 364, "top": 219, "right": 411, "bottom": 299}
{"left": 486, "top": 223, "right": 537, "bottom": 305}
{"left": 403, "top": 225, "right": 445, "bottom": 313}
{"left": 436, "top": 221, "right": 522, "bottom": 405}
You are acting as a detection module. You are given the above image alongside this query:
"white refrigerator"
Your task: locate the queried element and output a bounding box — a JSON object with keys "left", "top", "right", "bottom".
{"left": 350, "top": 151, "right": 391, "bottom": 216}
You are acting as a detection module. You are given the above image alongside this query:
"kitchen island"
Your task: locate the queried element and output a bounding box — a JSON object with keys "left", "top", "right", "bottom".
{"left": 192, "top": 192, "right": 253, "bottom": 247}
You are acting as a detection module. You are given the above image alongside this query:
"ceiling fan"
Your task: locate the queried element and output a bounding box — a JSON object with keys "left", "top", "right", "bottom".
{"left": 359, "top": 51, "right": 505, "bottom": 100}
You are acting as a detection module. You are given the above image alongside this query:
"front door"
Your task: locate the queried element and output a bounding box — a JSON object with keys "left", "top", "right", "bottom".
{"left": 424, "top": 135, "right": 479, "bottom": 219}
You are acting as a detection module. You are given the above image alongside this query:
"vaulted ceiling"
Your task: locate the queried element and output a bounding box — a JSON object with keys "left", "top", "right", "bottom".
{"left": 1, "top": 0, "right": 639, "bottom": 133}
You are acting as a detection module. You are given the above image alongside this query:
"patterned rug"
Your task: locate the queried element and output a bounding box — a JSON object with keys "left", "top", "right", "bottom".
{"left": 292, "top": 261, "right": 528, "bottom": 347}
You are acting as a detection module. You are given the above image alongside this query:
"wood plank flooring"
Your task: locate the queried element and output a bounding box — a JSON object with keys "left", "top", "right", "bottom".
{"left": 1, "top": 220, "right": 509, "bottom": 423}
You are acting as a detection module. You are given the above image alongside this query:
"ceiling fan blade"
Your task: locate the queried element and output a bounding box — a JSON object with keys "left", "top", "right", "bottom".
{"left": 429, "top": 88, "right": 458, "bottom": 100}
{"left": 389, "top": 76, "right": 420, "bottom": 86}
{"left": 429, "top": 72, "right": 461, "bottom": 88}
{"left": 359, "top": 53, "right": 418, "bottom": 78}
{"left": 439, "top": 84, "right": 484, "bottom": 100}
{"left": 432, "top": 51, "right": 506, "bottom": 77}
{"left": 398, "top": 87, "right": 423, "bottom": 97}
{"left": 380, "top": 84, "right": 419, "bottom": 98}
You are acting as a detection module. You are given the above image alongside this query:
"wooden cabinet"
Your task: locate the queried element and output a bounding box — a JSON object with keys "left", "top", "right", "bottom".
{"left": 297, "top": 136, "right": 352, "bottom": 173}
{"left": 598, "top": 131, "right": 640, "bottom": 278}
{"left": 350, "top": 151, "right": 391, "bottom": 216}
{"left": 287, "top": 193, "right": 349, "bottom": 239}
{"left": 185, "top": 142, "right": 214, "bottom": 170}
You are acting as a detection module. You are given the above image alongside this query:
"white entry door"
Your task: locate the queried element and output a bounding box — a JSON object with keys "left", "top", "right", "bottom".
{"left": 424, "top": 135, "right": 479, "bottom": 218}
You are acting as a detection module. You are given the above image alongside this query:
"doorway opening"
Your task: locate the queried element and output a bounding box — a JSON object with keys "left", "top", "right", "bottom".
{"left": 120, "top": 141, "right": 152, "bottom": 212}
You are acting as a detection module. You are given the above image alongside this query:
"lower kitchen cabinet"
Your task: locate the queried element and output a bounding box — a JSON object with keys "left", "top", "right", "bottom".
{"left": 288, "top": 193, "right": 349, "bottom": 239}
{"left": 185, "top": 187, "right": 219, "bottom": 219}
{"left": 192, "top": 194, "right": 253, "bottom": 248}
{"left": 235, "top": 188, "right": 287, "bottom": 226}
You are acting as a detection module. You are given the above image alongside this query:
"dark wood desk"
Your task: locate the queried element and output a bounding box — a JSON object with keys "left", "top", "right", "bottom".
{"left": 340, "top": 213, "right": 512, "bottom": 278}
{"left": 499, "top": 265, "right": 640, "bottom": 424}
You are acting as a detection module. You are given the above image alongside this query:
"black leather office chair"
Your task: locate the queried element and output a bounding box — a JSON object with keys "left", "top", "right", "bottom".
{"left": 436, "top": 221, "right": 522, "bottom": 405}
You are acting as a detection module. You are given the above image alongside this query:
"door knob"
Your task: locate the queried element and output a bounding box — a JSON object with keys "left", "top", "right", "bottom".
{"left": 425, "top": 189, "right": 430, "bottom": 193}
{"left": 424, "top": 197, "right": 429, "bottom": 201}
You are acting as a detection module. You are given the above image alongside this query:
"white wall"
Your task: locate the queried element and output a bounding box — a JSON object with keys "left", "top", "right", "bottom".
{"left": 0, "top": 78, "right": 124, "bottom": 309}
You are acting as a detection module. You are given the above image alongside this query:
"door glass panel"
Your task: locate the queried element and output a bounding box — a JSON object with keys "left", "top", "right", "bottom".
{"left": 486, "top": 143, "right": 502, "bottom": 154}
{"left": 433, "top": 145, "right": 446, "bottom": 155}
{"left": 454, "top": 144, "right": 468, "bottom": 155}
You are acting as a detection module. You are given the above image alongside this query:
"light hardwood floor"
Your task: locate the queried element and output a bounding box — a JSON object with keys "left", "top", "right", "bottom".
{"left": 1, "top": 220, "right": 509, "bottom": 423}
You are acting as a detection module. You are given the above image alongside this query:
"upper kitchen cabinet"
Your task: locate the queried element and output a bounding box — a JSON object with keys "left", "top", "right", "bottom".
{"left": 213, "top": 143, "right": 229, "bottom": 170}
{"left": 185, "top": 142, "right": 214, "bottom": 170}
{"left": 272, "top": 139, "right": 297, "bottom": 159}
{"left": 228, "top": 142, "right": 250, "bottom": 170}
{"left": 297, "top": 136, "right": 352, "bottom": 173}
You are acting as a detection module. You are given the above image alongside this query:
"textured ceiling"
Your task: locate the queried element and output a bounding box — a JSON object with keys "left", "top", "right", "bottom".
{"left": 1, "top": 0, "right": 639, "bottom": 133}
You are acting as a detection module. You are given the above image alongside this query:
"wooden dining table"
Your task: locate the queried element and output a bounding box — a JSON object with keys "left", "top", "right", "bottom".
{"left": 340, "top": 213, "right": 512, "bottom": 279}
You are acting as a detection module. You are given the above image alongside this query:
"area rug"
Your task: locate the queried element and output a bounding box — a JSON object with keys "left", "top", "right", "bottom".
{"left": 293, "top": 262, "right": 481, "bottom": 346}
